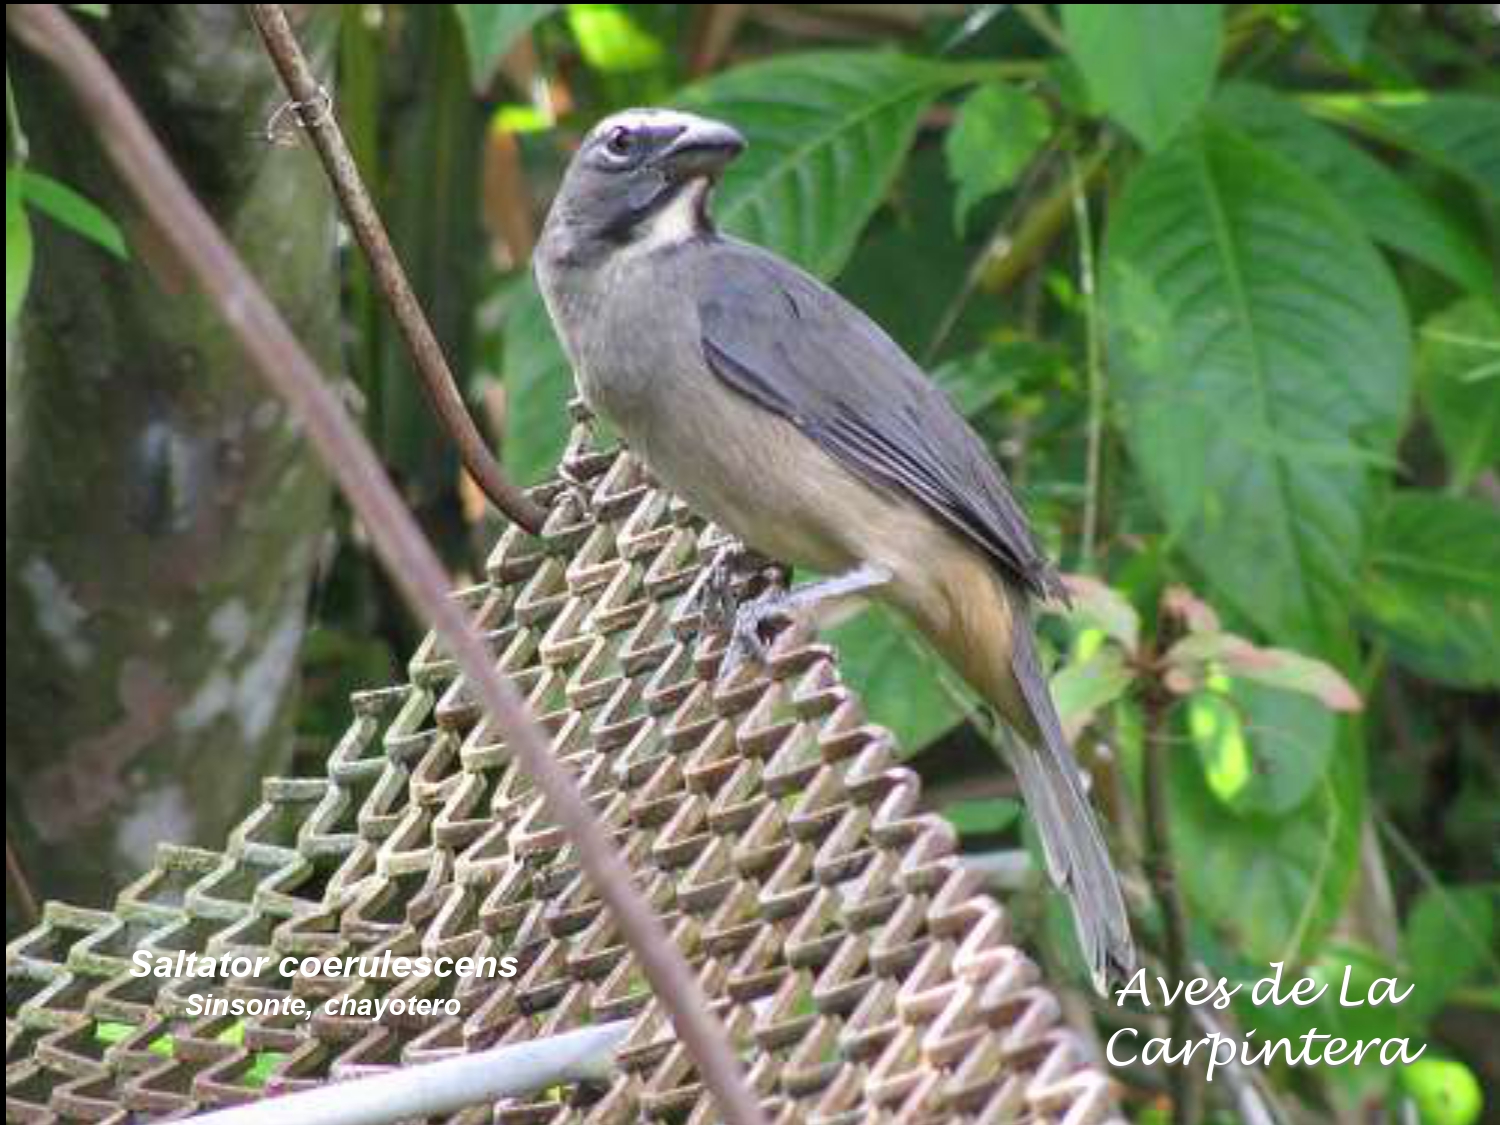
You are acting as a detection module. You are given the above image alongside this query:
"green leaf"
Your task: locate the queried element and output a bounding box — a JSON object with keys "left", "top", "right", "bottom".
{"left": 1170, "top": 708, "right": 1364, "bottom": 962}
{"left": 941, "top": 797, "right": 1021, "bottom": 838}
{"left": 1186, "top": 674, "right": 1337, "bottom": 814}
{"left": 17, "top": 169, "right": 126, "bottom": 258}
{"left": 1306, "top": 5, "right": 1378, "bottom": 63}
{"left": 676, "top": 52, "right": 970, "bottom": 277}
{"left": 1359, "top": 491, "right": 1500, "bottom": 689}
{"left": 1050, "top": 647, "right": 1135, "bottom": 741}
{"left": 1103, "top": 122, "right": 1410, "bottom": 650}
{"left": 1059, "top": 574, "right": 1140, "bottom": 655}
{"left": 567, "top": 4, "right": 665, "bottom": 74}
{"left": 1418, "top": 298, "right": 1500, "bottom": 490}
{"left": 6, "top": 169, "right": 32, "bottom": 330}
{"left": 501, "top": 283, "right": 574, "bottom": 484}
{"left": 943, "top": 82, "right": 1051, "bottom": 232}
{"left": 1309, "top": 93, "right": 1500, "bottom": 208}
{"left": 827, "top": 605, "right": 967, "bottom": 752}
{"left": 454, "top": 5, "right": 558, "bottom": 91}
{"left": 1168, "top": 632, "right": 1362, "bottom": 712}
{"left": 1214, "top": 83, "right": 1494, "bottom": 295}
{"left": 930, "top": 340, "right": 1057, "bottom": 420}
{"left": 1061, "top": 4, "right": 1223, "bottom": 150}
{"left": 1404, "top": 884, "right": 1498, "bottom": 1022}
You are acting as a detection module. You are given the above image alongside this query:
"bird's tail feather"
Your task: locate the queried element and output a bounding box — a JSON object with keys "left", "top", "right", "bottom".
{"left": 1005, "top": 597, "right": 1136, "bottom": 994}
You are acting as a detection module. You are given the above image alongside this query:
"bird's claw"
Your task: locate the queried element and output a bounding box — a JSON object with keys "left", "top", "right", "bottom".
{"left": 698, "top": 548, "right": 741, "bottom": 636}
{"left": 720, "top": 587, "right": 795, "bottom": 679}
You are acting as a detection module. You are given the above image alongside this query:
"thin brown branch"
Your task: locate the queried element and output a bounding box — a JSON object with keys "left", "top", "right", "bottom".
{"left": 247, "top": 4, "right": 547, "bottom": 535}
{"left": 686, "top": 4, "right": 748, "bottom": 76}
{"left": 1141, "top": 672, "right": 1203, "bottom": 1125}
{"left": 6, "top": 835, "right": 40, "bottom": 926}
{"left": 978, "top": 140, "right": 1111, "bottom": 297}
{"left": 482, "top": 123, "right": 537, "bottom": 267}
{"left": 4, "top": 8, "right": 762, "bottom": 1124}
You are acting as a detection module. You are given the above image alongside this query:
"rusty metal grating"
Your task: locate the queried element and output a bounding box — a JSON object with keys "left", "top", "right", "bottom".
{"left": 7, "top": 417, "right": 1124, "bottom": 1124}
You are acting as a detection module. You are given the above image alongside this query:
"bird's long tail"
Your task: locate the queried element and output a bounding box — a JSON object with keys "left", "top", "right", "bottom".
{"left": 1002, "top": 592, "right": 1136, "bottom": 993}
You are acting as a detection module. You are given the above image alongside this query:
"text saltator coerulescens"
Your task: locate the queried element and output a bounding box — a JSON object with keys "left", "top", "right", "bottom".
{"left": 535, "top": 109, "right": 1136, "bottom": 992}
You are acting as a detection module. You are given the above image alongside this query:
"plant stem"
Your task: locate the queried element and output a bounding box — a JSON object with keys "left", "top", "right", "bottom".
{"left": 978, "top": 141, "right": 1111, "bottom": 298}
{"left": 248, "top": 5, "right": 547, "bottom": 535}
{"left": 1141, "top": 679, "right": 1203, "bottom": 1125}
{"left": 1070, "top": 150, "right": 1105, "bottom": 570}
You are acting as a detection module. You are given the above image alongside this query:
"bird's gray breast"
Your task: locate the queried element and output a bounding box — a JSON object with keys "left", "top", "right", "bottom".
{"left": 549, "top": 249, "right": 702, "bottom": 439}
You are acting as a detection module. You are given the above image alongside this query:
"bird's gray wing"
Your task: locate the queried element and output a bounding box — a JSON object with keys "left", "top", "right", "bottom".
{"left": 696, "top": 240, "right": 1062, "bottom": 599}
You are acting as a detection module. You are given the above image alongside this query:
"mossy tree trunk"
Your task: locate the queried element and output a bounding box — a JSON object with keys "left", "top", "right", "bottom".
{"left": 6, "top": 6, "right": 340, "bottom": 931}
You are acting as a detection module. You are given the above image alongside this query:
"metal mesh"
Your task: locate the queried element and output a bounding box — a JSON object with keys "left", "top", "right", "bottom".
{"left": 7, "top": 418, "right": 1124, "bottom": 1123}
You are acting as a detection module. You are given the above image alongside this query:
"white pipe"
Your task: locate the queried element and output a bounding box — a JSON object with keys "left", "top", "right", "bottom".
{"left": 188, "top": 1020, "right": 632, "bottom": 1125}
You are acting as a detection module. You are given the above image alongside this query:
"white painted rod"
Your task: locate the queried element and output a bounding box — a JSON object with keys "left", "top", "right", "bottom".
{"left": 187, "top": 1020, "right": 632, "bottom": 1125}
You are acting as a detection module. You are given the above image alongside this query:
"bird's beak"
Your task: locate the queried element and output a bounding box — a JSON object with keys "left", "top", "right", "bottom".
{"left": 653, "top": 120, "right": 746, "bottom": 183}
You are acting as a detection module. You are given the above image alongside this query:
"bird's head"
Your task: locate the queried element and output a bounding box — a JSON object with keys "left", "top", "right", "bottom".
{"left": 540, "top": 108, "right": 746, "bottom": 262}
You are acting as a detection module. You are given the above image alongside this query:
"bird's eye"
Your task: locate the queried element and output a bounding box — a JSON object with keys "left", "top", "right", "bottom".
{"left": 604, "top": 127, "right": 636, "bottom": 157}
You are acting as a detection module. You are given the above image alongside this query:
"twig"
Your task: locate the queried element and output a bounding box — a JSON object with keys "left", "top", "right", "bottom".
{"left": 482, "top": 123, "right": 537, "bottom": 266}
{"left": 188, "top": 1020, "right": 630, "bottom": 1125}
{"left": 1140, "top": 674, "right": 1202, "bottom": 1125}
{"left": 1184, "top": 969, "right": 1284, "bottom": 1125}
{"left": 921, "top": 138, "right": 1060, "bottom": 364}
{"left": 977, "top": 141, "right": 1110, "bottom": 298}
{"left": 6, "top": 834, "right": 40, "bottom": 926}
{"left": 246, "top": 5, "right": 547, "bottom": 535}
{"left": 686, "top": 4, "right": 747, "bottom": 76}
{"left": 1069, "top": 150, "right": 1105, "bottom": 569}
{"left": 4, "top": 9, "right": 763, "bottom": 1125}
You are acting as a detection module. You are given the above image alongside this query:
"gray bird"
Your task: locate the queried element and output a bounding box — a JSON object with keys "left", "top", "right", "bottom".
{"left": 535, "top": 108, "right": 1135, "bottom": 990}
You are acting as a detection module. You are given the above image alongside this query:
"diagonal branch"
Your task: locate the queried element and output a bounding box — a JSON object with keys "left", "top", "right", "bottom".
{"left": 247, "top": 3, "right": 547, "bottom": 535}
{"left": 5, "top": 7, "right": 762, "bottom": 1124}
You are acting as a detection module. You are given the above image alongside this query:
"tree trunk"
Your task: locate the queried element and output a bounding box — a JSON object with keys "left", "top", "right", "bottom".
{"left": 5, "top": 5, "right": 340, "bottom": 931}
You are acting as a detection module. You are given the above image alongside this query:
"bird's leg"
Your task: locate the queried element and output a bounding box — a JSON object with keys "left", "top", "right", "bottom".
{"left": 722, "top": 562, "right": 892, "bottom": 677}
{"left": 692, "top": 541, "right": 788, "bottom": 635}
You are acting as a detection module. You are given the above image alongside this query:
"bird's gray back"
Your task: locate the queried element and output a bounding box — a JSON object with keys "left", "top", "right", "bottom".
{"left": 691, "top": 238, "right": 1062, "bottom": 600}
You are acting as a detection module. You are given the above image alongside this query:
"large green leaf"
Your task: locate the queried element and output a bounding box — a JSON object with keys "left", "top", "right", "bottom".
{"left": 1170, "top": 708, "right": 1365, "bottom": 963}
{"left": 1359, "top": 491, "right": 1500, "bottom": 688}
{"left": 1103, "top": 122, "right": 1410, "bottom": 650}
{"left": 676, "top": 52, "right": 970, "bottom": 277}
{"left": 1186, "top": 675, "right": 1337, "bottom": 815}
{"left": 566, "top": 4, "right": 665, "bottom": 75}
{"left": 1417, "top": 298, "right": 1500, "bottom": 490}
{"left": 1061, "top": 4, "right": 1223, "bottom": 151}
{"left": 453, "top": 4, "right": 558, "bottom": 91}
{"left": 943, "top": 82, "right": 1051, "bottom": 233}
{"left": 1305, "top": 5, "right": 1378, "bottom": 63}
{"left": 1309, "top": 93, "right": 1500, "bottom": 208}
{"left": 1214, "top": 84, "right": 1494, "bottom": 295}
{"left": 505, "top": 52, "right": 968, "bottom": 480}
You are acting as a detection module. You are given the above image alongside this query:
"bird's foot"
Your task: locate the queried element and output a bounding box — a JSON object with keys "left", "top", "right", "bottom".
{"left": 693, "top": 542, "right": 787, "bottom": 634}
{"left": 698, "top": 546, "right": 742, "bottom": 637}
{"left": 721, "top": 585, "right": 797, "bottom": 679}
{"left": 716, "top": 562, "right": 893, "bottom": 681}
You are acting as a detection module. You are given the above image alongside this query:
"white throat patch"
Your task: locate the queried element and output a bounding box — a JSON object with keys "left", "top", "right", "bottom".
{"left": 630, "top": 179, "right": 708, "bottom": 255}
